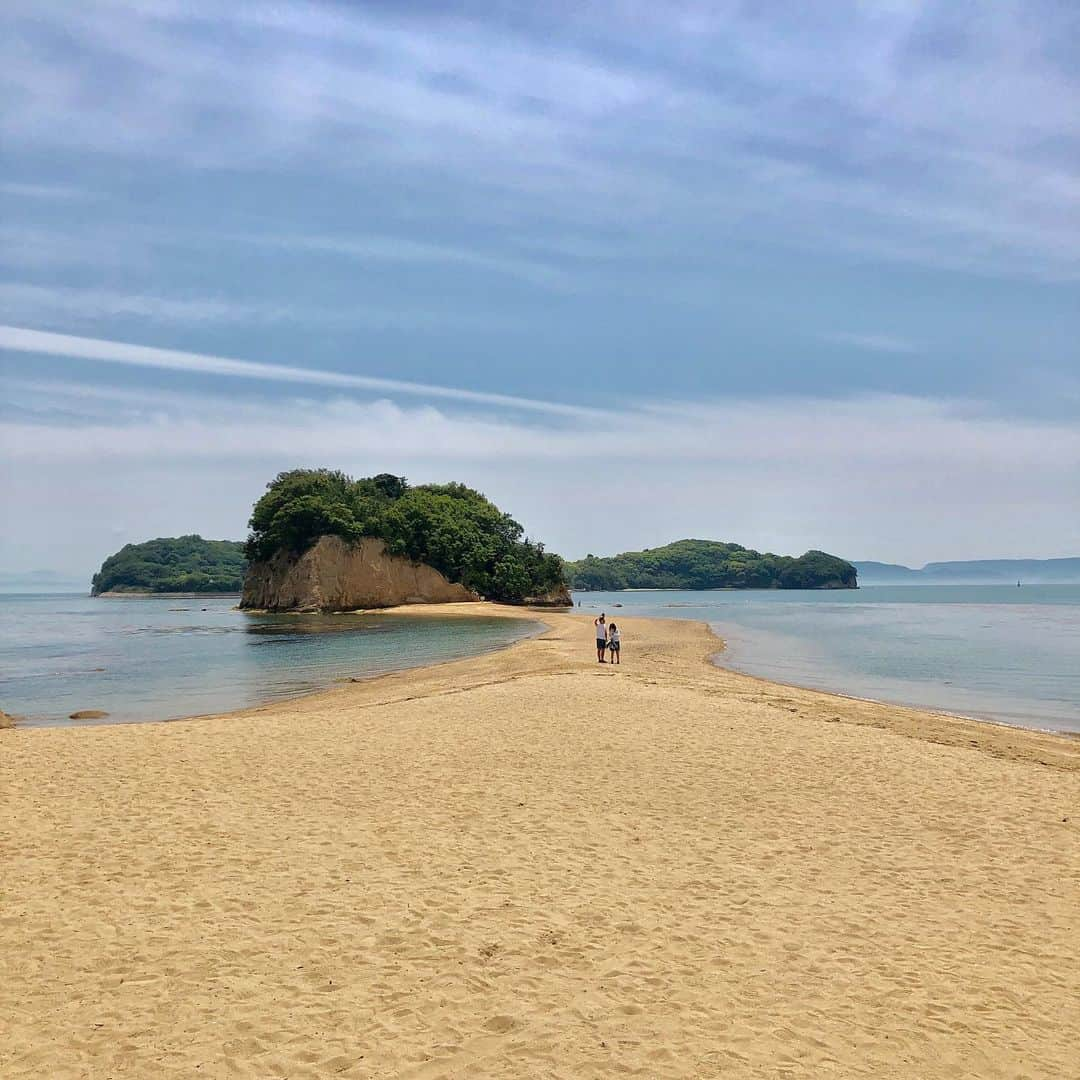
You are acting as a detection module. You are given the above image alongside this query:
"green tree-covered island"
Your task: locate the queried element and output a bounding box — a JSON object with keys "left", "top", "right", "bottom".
{"left": 243, "top": 469, "right": 566, "bottom": 605}
{"left": 565, "top": 539, "right": 857, "bottom": 590}
{"left": 91, "top": 536, "right": 247, "bottom": 595}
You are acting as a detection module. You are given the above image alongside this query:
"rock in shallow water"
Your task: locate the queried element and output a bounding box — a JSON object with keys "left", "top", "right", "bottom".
{"left": 517, "top": 584, "right": 574, "bottom": 607}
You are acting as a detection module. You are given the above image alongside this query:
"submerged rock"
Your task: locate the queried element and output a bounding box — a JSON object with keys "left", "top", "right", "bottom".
{"left": 69, "top": 709, "right": 109, "bottom": 720}
{"left": 240, "top": 535, "right": 478, "bottom": 613}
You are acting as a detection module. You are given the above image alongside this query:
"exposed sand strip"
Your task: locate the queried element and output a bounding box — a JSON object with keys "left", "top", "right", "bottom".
{"left": 2, "top": 606, "right": 1078, "bottom": 1078}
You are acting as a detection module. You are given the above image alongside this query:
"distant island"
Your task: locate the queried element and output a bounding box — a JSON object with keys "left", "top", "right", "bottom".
{"left": 856, "top": 557, "right": 1080, "bottom": 585}
{"left": 565, "top": 539, "right": 857, "bottom": 590}
{"left": 240, "top": 469, "right": 569, "bottom": 610}
{"left": 91, "top": 536, "right": 247, "bottom": 595}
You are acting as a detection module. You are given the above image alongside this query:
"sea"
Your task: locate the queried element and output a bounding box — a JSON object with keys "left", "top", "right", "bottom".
{"left": 2, "top": 586, "right": 1077, "bottom": 734}
{"left": 0, "top": 593, "right": 544, "bottom": 728}
{"left": 576, "top": 585, "right": 1080, "bottom": 734}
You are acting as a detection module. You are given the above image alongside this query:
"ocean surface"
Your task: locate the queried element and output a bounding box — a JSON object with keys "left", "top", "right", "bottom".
{"left": 0, "top": 594, "right": 544, "bottom": 728}
{"left": 4, "top": 587, "right": 1078, "bottom": 735}
{"left": 576, "top": 585, "right": 1080, "bottom": 734}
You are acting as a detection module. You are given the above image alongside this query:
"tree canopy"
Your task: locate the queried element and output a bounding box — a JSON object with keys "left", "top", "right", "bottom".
{"left": 91, "top": 536, "right": 247, "bottom": 594}
{"left": 565, "top": 539, "right": 857, "bottom": 590}
{"left": 245, "top": 469, "right": 566, "bottom": 603}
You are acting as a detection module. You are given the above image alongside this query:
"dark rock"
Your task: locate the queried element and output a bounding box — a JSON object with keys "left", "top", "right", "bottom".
{"left": 518, "top": 583, "right": 574, "bottom": 608}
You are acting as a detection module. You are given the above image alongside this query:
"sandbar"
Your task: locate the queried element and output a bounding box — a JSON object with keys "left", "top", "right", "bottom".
{"left": 2, "top": 604, "right": 1078, "bottom": 1077}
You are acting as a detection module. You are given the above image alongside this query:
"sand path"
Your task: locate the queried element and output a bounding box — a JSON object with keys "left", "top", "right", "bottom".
{"left": 2, "top": 606, "right": 1078, "bottom": 1078}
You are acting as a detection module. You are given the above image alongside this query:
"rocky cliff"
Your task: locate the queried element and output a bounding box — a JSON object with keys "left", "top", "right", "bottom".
{"left": 240, "top": 535, "right": 478, "bottom": 612}
{"left": 520, "top": 584, "right": 575, "bottom": 607}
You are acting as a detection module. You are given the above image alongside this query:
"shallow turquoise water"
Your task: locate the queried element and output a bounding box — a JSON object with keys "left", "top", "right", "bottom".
{"left": 0, "top": 594, "right": 544, "bottom": 727}
{"left": 575, "top": 585, "right": 1080, "bottom": 733}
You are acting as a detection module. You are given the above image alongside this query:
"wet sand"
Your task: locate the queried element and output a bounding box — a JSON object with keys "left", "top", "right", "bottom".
{"left": 2, "top": 604, "right": 1078, "bottom": 1078}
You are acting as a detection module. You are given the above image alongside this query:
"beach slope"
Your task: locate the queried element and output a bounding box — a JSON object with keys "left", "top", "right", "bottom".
{"left": 1, "top": 606, "right": 1077, "bottom": 1078}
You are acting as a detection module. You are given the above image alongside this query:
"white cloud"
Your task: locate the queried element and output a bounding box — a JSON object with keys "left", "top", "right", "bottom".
{"left": 0, "top": 283, "right": 263, "bottom": 325}
{"left": 3, "top": 370, "right": 1078, "bottom": 576}
{"left": 2, "top": 1, "right": 1077, "bottom": 278}
{"left": 0, "top": 324, "right": 606, "bottom": 418}
{"left": 5, "top": 385, "right": 1078, "bottom": 469}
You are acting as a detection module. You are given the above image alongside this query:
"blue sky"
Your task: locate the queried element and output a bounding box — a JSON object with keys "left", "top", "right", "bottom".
{"left": 1, "top": 0, "right": 1078, "bottom": 579}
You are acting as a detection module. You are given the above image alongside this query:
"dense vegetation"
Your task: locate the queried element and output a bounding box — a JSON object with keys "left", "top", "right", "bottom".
{"left": 565, "top": 539, "right": 857, "bottom": 590}
{"left": 245, "top": 469, "right": 566, "bottom": 603}
{"left": 91, "top": 536, "right": 247, "bottom": 594}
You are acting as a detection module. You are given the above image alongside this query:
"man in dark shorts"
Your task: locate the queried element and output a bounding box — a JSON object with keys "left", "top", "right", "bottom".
{"left": 594, "top": 613, "right": 608, "bottom": 662}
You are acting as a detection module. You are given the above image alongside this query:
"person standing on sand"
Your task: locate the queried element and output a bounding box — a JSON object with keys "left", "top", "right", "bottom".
{"left": 594, "top": 614, "right": 608, "bottom": 662}
{"left": 608, "top": 622, "right": 620, "bottom": 665}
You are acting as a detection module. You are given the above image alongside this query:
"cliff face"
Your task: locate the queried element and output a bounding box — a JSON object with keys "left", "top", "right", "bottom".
{"left": 240, "top": 536, "right": 478, "bottom": 612}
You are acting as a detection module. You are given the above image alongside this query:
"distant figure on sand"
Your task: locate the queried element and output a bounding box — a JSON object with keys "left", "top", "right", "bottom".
{"left": 608, "top": 622, "right": 620, "bottom": 664}
{"left": 595, "top": 614, "right": 607, "bottom": 662}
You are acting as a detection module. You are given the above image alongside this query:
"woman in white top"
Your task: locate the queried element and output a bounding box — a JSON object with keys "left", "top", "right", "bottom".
{"left": 608, "top": 622, "right": 620, "bottom": 664}
{"left": 595, "top": 614, "right": 608, "bottom": 662}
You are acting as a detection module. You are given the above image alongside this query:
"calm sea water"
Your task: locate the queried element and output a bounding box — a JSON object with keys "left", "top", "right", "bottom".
{"left": 0, "top": 594, "right": 544, "bottom": 728}
{"left": 576, "top": 585, "right": 1080, "bottom": 734}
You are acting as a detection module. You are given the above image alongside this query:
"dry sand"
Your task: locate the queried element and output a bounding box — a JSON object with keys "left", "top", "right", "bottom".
{"left": 2, "top": 605, "right": 1078, "bottom": 1078}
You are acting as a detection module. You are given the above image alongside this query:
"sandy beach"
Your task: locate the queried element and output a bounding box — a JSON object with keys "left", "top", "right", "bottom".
{"left": 2, "top": 605, "right": 1078, "bottom": 1078}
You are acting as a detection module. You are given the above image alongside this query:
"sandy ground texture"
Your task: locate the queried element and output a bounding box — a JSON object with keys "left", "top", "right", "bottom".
{"left": 2, "top": 605, "right": 1078, "bottom": 1079}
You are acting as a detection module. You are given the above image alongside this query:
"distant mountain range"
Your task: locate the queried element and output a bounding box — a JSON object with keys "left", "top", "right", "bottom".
{"left": 855, "top": 558, "right": 1080, "bottom": 584}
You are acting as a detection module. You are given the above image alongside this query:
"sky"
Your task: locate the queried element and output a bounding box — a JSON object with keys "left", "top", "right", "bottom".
{"left": 2, "top": 0, "right": 1078, "bottom": 582}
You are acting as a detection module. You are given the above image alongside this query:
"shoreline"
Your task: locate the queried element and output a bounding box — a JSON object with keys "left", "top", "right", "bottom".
{"left": 3, "top": 602, "right": 550, "bottom": 731}
{"left": 4, "top": 603, "right": 1077, "bottom": 768}
{"left": 575, "top": 588, "right": 1080, "bottom": 739}
{"left": 221, "top": 606, "right": 1080, "bottom": 771}
{"left": 3, "top": 606, "right": 1078, "bottom": 1077}
{"left": 710, "top": 651, "right": 1080, "bottom": 741}
{"left": 93, "top": 590, "right": 243, "bottom": 599}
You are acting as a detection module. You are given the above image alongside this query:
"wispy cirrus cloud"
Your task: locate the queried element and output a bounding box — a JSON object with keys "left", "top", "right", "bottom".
{"left": 0, "top": 285, "right": 523, "bottom": 332}
{"left": 0, "top": 181, "right": 90, "bottom": 201}
{"left": 0, "top": 284, "right": 264, "bottom": 326}
{"left": 0, "top": 324, "right": 605, "bottom": 418}
{"left": 250, "top": 233, "right": 566, "bottom": 290}
{"left": 825, "top": 332, "right": 920, "bottom": 355}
